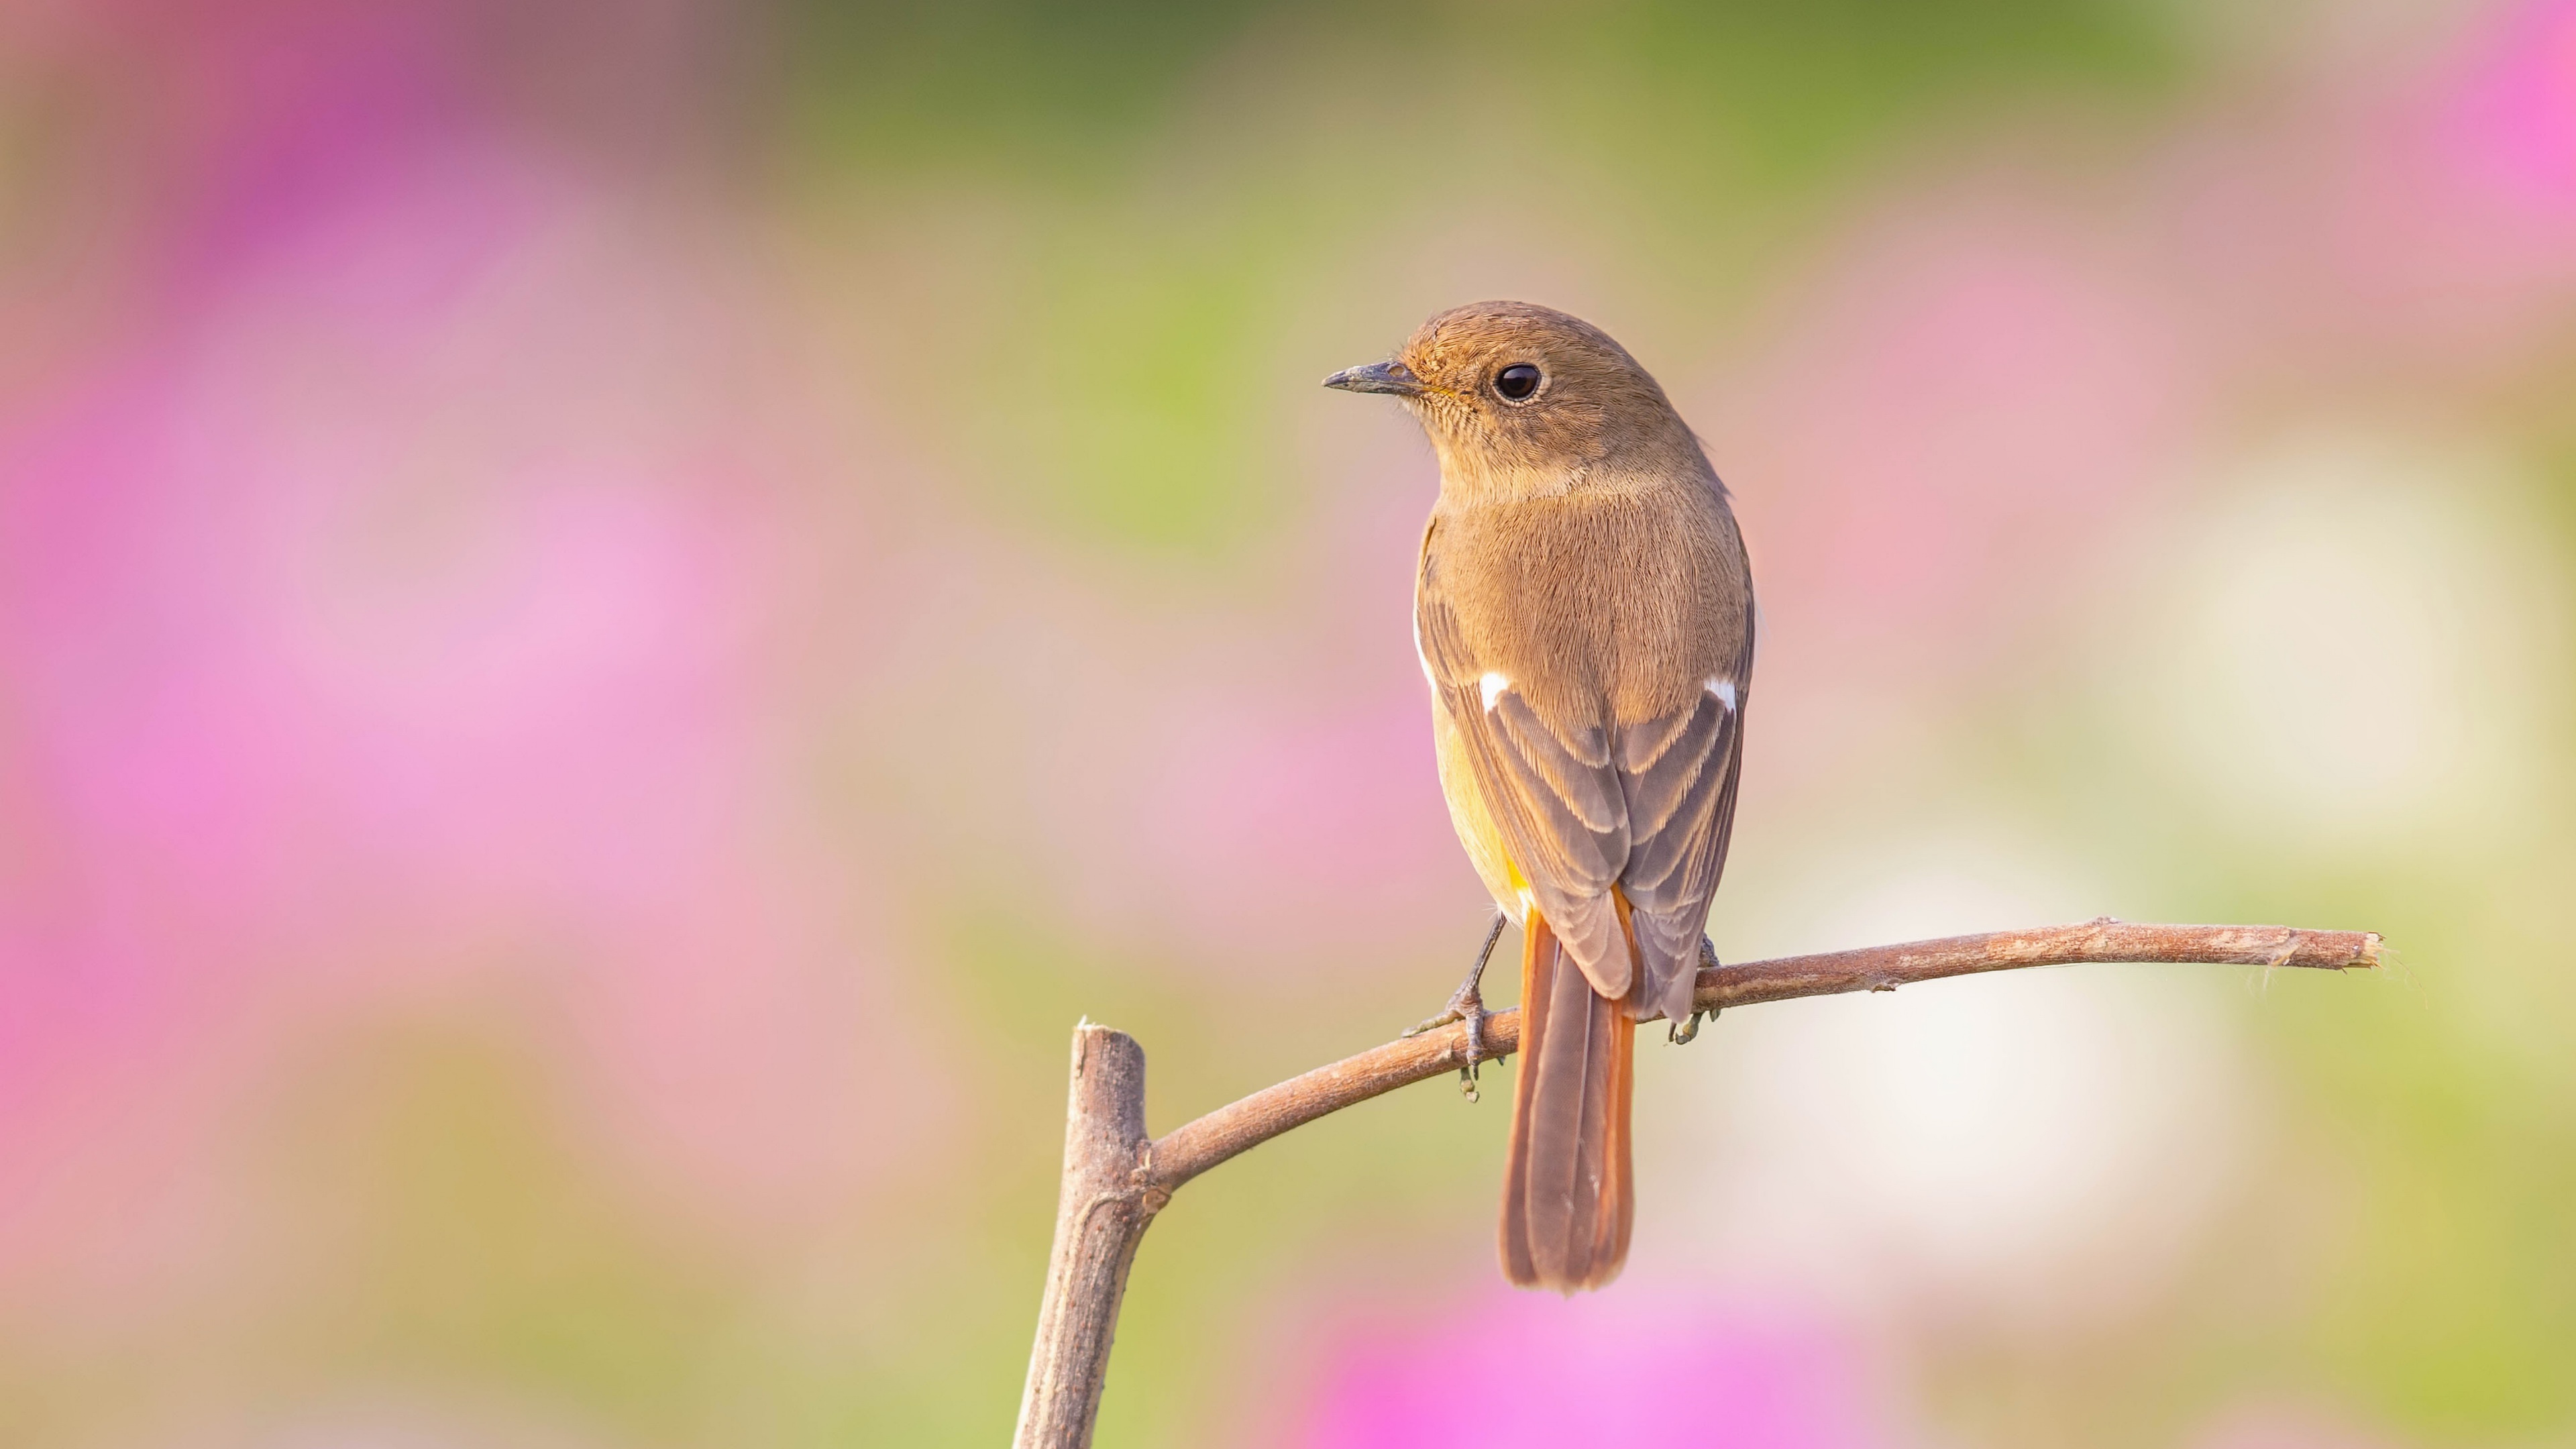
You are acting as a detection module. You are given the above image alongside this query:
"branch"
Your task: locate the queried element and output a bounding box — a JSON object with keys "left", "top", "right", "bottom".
{"left": 1014, "top": 919, "right": 2379, "bottom": 1448}
{"left": 1152, "top": 918, "right": 2375, "bottom": 1188}
{"left": 1014, "top": 1023, "right": 1161, "bottom": 1449}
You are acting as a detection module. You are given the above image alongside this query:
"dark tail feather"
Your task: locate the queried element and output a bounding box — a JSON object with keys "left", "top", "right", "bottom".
{"left": 1500, "top": 911, "right": 1636, "bottom": 1292}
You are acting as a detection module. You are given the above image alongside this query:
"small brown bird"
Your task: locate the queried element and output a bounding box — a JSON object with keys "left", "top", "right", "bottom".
{"left": 1326, "top": 302, "right": 1754, "bottom": 1292}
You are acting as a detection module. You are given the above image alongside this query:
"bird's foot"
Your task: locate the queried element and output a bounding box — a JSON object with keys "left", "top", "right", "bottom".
{"left": 1672, "top": 936, "right": 1722, "bottom": 1044}
{"left": 1402, "top": 982, "right": 1491, "bottom": 1102}
{"left": 1402, "top": 911, "right": 1507, "bottom": 1102}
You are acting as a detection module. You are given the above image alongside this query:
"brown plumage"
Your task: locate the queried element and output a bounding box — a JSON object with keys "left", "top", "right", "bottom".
{"left": 1327, "top": 301, "right": 1754, "bottom": 1292}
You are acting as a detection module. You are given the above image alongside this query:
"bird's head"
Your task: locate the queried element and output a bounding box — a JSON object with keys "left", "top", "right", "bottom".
{"left": 1324, "top": 301, "right": 1700, "bottom": 501}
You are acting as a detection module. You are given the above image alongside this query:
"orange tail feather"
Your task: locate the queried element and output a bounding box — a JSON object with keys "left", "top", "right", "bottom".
{"left": 1500, "top": 910, "right": 1636, "bottom": 1292}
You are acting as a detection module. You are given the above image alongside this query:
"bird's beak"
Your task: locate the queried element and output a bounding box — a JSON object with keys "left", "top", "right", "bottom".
{"left": 1322, "top": 360, "right": 1425, "bottom": 396}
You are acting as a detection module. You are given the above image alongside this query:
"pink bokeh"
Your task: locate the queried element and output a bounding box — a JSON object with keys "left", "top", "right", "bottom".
{"left": 2443, "top": 0, "right": 2576, "bottom": 216}
{"left": 0, "top": 1, "right": 933, "bottom": 1320}
{"left": 1710, "top": 197, "right": 2184, "bottom": 691}
{"left": 1297, "top": 1291, "right": 1892, "bottom": 1449}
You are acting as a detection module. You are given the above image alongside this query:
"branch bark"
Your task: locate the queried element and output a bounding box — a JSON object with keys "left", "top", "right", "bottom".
{"left": 1013, "top": 918, "right": 2379, "bottom": 1448}
{"left": 1013, "top": 1022, "right": 1163, "bottom": 1449}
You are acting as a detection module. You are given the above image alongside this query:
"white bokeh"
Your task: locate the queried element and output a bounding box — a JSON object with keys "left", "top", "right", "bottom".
{"left": 2137, "top": 429, "right": 2565, "bottom": 843}
{"left": 1652, "top": 842, "right": 2261, "bottom": 1336}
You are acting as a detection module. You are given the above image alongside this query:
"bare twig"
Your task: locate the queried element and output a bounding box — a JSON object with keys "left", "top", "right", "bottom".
{"left": 1014, "top": 1023, "right": 1163, "bottom": 1449}
{"left": 1014, "top": 919, "right": 2379, "bottom": 1448}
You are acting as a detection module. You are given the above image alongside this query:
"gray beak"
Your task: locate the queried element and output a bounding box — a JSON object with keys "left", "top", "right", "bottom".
{"left": 1322, "top": 360, "right": 1425, "bottom": 396}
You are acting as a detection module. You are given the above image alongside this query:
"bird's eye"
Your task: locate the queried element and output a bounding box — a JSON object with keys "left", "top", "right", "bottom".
{"left": 1494, "top": 364, "right": 1542, "bottom": 401}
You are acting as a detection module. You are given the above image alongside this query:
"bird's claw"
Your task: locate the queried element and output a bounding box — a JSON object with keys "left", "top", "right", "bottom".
{"left": 1409, "top": 911, "right": 1507, "bottom": 1103}
{"left": 1403, "top": 984, "right": 1490, "bottom": 1101}
{"left": 1670, "top": 936, "right": 1722, "bottom": 1045}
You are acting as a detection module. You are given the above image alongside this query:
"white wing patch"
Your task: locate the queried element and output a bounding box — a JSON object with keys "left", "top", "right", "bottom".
{"left": 1480, "top": 671, "right": 1511, "bottom": 712}
{"left": 1706, "top": 677, "right": 1737, "bottom": 712}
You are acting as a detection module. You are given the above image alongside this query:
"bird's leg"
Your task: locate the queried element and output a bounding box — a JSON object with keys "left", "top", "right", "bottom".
{"left": 1669, "top": 934, "right": 1723, "bottom": 1045}
{"left": 1402, "top": 910, "right": 1507, "bottom": 1099}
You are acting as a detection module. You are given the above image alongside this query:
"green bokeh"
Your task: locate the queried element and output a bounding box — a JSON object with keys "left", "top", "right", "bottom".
{"left": 773, "top": 0, "right": 2183, "bottom": 562}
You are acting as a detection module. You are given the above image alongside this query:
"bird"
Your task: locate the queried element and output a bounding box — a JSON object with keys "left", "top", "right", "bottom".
{"left": 1324, "top": 301, "right": 1754, "bottom": 1292}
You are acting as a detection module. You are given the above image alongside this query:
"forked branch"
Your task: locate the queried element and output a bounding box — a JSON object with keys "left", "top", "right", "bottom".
{"left": 1014, "top": 918, "right": 2381, "bottom": 1449}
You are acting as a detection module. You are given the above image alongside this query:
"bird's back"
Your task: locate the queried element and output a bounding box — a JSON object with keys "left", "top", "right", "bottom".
{"left": 1419, "top": 476, "right": 1748, "bottom": 743}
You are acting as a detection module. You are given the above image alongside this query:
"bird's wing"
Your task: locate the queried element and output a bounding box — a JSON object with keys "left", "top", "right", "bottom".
{"left": 1615, "top": 629, "right": 1750, "bottom": 1028}
{"left": 1416, "top": 548, "right": 1629, "bottom": 996}
{"left": 1417, "top": 526, "right": 1750, "bottom": 1020}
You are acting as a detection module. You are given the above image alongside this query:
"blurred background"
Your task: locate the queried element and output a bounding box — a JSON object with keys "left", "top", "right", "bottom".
{"left": 3, "top": 1, "right": 2573, "bottom": 1446}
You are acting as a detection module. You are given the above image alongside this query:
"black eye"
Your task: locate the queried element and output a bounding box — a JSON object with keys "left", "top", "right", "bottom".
{"left": 1494, "top": 364, "right": 1542, "bottom": 401}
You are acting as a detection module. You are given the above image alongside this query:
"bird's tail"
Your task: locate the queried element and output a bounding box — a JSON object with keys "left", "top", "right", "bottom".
{"left": 1499, "top": 907, "right": 1636, "bottom": 1292}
